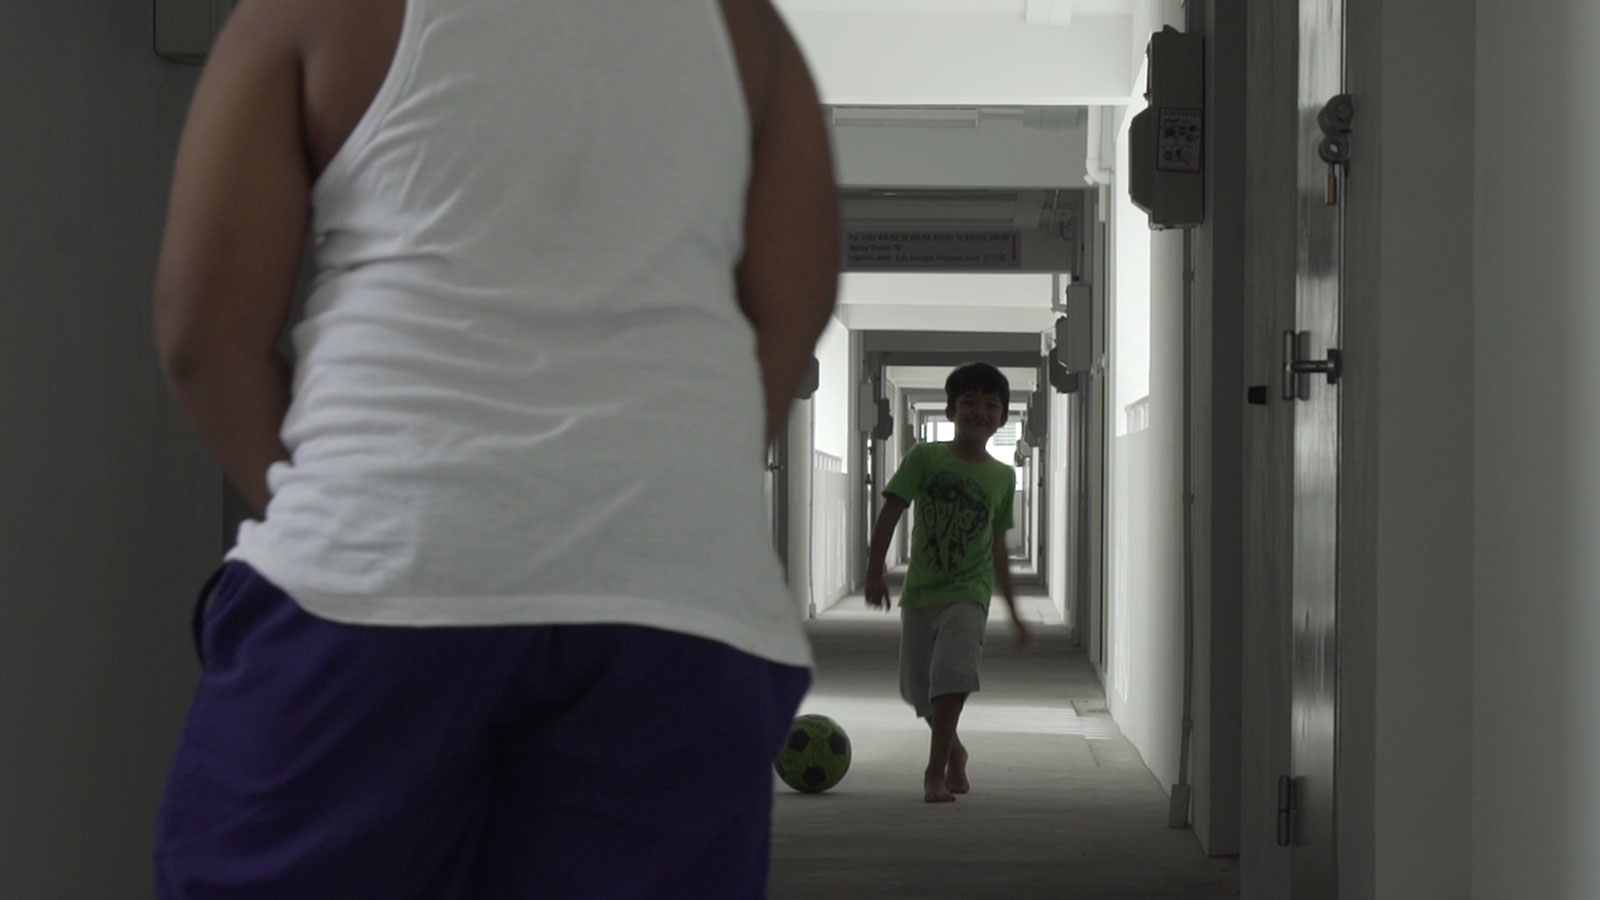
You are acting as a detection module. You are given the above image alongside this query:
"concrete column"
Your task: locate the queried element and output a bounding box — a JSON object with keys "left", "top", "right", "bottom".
{"left": 1473, "top": 1, "right": 1600, "bottom": 897}
{"left": 1047, "top": 387, "right": 1072, "bottom": 626}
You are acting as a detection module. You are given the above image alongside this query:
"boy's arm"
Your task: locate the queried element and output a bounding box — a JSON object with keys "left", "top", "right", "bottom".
{"left": 993, "top": 533, "right": 1030, "bottom": 648}
{"left": 864, "top": 495, "right": 909, "bottom": 610}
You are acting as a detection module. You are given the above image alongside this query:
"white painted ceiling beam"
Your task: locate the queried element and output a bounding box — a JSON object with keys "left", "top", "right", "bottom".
{"left": 839, "top": 272, "right": 1056, "bottom": 307}
{"left": 888, "top": 365, "right": 1039, "bottom": 392}
{"left": 837, "top": 273, "right": 1057, "bottom": 332}
{"left": 831, "top": 110, "right": 1088, "bottom": 188}
{"left": 777, "top": 11, "right": 1135, "bottom": 106}
{"left": 780, "top": 0, "right": 1033, "bottom": 13}
{"left": 840, "top": 304, "right": 1058, "bottom": 332}
{"left": 777, "top": 1, "right": 1135, "bottom": 18}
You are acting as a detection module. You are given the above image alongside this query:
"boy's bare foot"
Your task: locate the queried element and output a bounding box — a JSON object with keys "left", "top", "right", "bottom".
{"left": 924, "top": 773, "right": 956, "bottom": 803}
{"left": 946, "top": 746, "right": 970, "bottom": 794}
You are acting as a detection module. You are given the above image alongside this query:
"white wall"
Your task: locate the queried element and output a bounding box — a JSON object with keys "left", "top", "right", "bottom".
{"left": 1472, "top": 1, "right": 1600, "bottom": 896}
{"left": 1326, "top": 0, "right": 1480, "bottom": 895}
{"left": 814, "top": 316, "right": 852, "bottom": 466}
{"left": 1112, "top": 105, "right": 1152, "bottom": 434}
{"left": 1105, "top": 226, "right": 1187, "bottom": 794}
{"left": 810, "top": 316, "right": 852, "bottom": 612}
{"left": 0, "top": 7, "right": 218, "bottom": 896}
{"left": 1102, "top": 42, "right": 1187, "bottom": 794}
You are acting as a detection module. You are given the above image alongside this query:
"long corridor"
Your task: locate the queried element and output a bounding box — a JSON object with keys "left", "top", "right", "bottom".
{"left": 768, "top": 591, "right": 1240, "bottom": 899}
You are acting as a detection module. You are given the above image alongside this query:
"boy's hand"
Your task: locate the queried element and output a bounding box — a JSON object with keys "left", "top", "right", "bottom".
{"left": 863, "top": 497, "right": 908, "bottom": 613}
{"left": 865, "top": 572, "right": 892, "bottom": 611}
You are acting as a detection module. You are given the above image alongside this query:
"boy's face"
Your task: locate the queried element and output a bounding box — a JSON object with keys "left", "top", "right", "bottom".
{"left": 947, "top": 390, "right": 1005, "bottom": 441}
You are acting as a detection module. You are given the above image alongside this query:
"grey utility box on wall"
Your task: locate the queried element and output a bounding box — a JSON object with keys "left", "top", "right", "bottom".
{"left": 1129, "top": 26, "right": 1206, "bottom": 229}
{"left": 1053, "top": 283, "right": 1095, "bottom": 374}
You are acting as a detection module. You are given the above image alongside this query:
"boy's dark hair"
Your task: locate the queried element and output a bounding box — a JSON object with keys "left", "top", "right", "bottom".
{"left": 944, "top": 362, "right": 1010, "bottom": 423}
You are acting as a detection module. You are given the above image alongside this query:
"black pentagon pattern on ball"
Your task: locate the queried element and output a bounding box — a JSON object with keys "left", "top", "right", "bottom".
{"left": 772, "top": 713, "right": 852, "bottom": 793}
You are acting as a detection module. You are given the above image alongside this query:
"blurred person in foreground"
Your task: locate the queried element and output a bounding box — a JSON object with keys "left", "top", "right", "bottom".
{"left": 151, "top": 1, "right": 839, "bottom": 896}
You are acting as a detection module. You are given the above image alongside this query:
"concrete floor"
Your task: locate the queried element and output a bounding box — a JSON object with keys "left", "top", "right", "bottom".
{"left": 768, "top": 587, "right": 1240, "bottom": 900}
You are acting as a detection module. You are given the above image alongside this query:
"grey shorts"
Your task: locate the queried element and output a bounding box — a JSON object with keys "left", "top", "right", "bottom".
{"left": 898, "top": 601, "right": 987, "bottom": 718}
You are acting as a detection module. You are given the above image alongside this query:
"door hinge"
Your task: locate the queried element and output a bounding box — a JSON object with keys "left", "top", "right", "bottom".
{"left": 1277, "top": 775, "right": 1300, "bottom": 847}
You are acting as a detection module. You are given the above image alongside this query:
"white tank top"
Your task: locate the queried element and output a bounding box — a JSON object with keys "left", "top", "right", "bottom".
{"left": 228, "top": 0, "right": 811, "bottom": 667}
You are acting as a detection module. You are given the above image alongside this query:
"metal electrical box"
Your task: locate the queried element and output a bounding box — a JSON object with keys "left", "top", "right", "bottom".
{"left": 1129, "top": 26, "right": 1205, "bottom": 229}
{"left": 857, "top": 382, "right": 878, "bottom": 432}
{"left": 858, "top": 383, "right": 893, "bottom": 439}
{"left": 1053, "top": 285, "right": 1094, "bottom": 374}
{"left": 1023, "top": 388, "right": 1048, "bottom": 445}
{"left": 794, "top": 357, "right": 820, "bottom": 400}
{"left": 1047, "top": 350, "right": 1080, "bottom": 394}
{"left": 154, "top": 0, "right": 236, "bottom": 65}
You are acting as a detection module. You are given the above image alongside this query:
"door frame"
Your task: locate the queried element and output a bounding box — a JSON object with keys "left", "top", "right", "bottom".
{"left": 1240, "top": 0, "right": 1302, "bottom": 894}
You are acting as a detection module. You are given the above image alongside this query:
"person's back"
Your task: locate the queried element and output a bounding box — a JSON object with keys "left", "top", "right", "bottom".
{"left": 211, "top": 0, "right": 807, "bottom": 659}
{"left": 151, "top": 0, "right": 838, "bottom": 895}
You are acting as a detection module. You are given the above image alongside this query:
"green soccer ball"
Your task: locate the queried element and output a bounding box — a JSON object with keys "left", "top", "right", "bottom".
{"left": 774, "top": 714, "right": 852, "bottom": 793}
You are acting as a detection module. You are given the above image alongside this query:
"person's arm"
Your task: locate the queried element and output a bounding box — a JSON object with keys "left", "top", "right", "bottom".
{"left": 864, "top": 495, "right": 909, "bottom": 611}
{"left": 152, "top": 1, "right": 309, "bottom": 514}
{"left": 993, "top": 533, "right": 1030, "bottom": 648}
{"left": 732, "top": 5, "right": 840, "bottom": 446}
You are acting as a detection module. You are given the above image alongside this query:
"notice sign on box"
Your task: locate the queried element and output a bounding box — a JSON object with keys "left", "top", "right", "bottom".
{"left": 1157, "top": 108, "right": 1203, "bottom": 173}
{"left": 845, "top": 231, "right": 1022, "bottom": 270}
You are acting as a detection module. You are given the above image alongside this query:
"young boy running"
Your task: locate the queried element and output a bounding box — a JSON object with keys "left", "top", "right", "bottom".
{"left": 865, "top": 362, "right": 1032, "bottom": 803}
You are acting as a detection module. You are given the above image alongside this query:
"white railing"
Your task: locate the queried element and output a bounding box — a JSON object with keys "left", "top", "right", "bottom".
{"left": 1124, "top": 395, "right": 1151, "bottom": 434}
{"left": 811, "top": 451, "right": 850, "bottom": 610}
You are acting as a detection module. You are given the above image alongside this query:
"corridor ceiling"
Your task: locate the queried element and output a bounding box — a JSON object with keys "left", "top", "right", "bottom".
{"left": 773, "top": 0, "right": 1146, "bottom": 106}
{"left": 773, "top": 0, "right": 1151, "bottom": 333}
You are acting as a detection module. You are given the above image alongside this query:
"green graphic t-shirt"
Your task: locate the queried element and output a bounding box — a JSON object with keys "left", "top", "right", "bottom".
{"left": 883, "top": 441, "right": 1016, "bottom": 611}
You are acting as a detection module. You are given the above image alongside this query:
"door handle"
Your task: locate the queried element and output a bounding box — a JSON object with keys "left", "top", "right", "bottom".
{"left": 1283, "top": 330, "right": 1343, "bottom": 401}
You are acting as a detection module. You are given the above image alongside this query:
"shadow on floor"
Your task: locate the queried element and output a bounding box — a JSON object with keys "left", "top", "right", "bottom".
{"left": 767, "top": 592, "right": 1240, "bottom": 900}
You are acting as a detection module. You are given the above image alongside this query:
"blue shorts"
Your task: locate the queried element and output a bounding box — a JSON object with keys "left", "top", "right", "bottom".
{"left": 155, "top": 563, "right": 810, "bottom": 899}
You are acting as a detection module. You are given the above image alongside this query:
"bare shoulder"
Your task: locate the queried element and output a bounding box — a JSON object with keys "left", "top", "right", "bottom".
{"left": 713, "top": 0, "right": 805, "bottom": 129}
{"left": 219, "top": 0, "right": 404, "bottom": 176}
